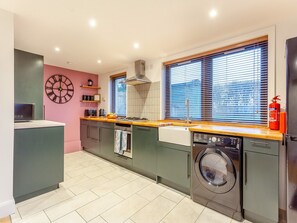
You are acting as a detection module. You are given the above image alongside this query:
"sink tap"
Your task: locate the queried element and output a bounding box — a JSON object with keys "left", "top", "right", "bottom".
{"left": 185, "top": 98, "right": 191, "bottom": 124}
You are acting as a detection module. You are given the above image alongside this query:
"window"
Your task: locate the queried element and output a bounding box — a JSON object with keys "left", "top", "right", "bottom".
{"left": 165, "top": 36, "right": 268, "bottom": 125}
{"left": 111, "top": 73, "right": 126, "bottom": 116}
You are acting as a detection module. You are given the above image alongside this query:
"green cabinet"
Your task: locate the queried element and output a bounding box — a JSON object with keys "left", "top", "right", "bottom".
{"left": 14, "top": 49, "right": 44, "bottom": 120}
{"left": 14, "top": 126, "right": 64, "bottom": 202}
{"left": 132, "top": 126, "right": 158, "bottom": 177}
{"left": 81, "top": 121, "right": 100, "bottom": 156}
{"left": 157, "top": 141, "right": 191, "bottom": 194}
{"left": 99, "top": 122, "right": 115, "bottom": 159}
{"left": 243, "top": 138, "right": 279, "bottom": 223}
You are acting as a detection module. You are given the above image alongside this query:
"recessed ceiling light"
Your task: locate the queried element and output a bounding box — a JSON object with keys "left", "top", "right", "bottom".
{"left": 54, "top": 47, "right": 60, "bottom": 52}
{"left": 133, "top": 42, "right": 140, "bottom": 49}
{"left": 97, "top": 60, "right": 102, "bottom": 64}
{"left": 209, "top": 9, "right": 218, "bottom": 18}
{"left": 89, "top": 19, "right": 96, "bottom": 28}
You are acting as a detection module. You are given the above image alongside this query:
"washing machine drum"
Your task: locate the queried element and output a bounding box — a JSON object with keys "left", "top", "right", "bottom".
{"left": 195, "top": 148, "right": 236, "bottom": 194}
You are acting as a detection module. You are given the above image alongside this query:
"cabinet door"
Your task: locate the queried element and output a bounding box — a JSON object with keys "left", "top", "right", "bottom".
{"left": 132, "top": 126, "right": 157, "bottom": 174}
{"left": 157, "top": 145, "right": 190, "bottom": 190}
{"left": 84, "top": 125, "right": 100, "bottom": 156}
{"left": 243, "top": 151, "right": 279, "bottom": 222}
{"left": 14, "top": 127, "right": 64, "bottom": 200}
{"left": 100, "top": 127, "right": 115, "bottom": 159}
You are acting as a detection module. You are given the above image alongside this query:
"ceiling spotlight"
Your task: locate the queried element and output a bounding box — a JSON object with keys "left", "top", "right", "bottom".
{"left": 54, "top": 47, "right": 60, "bottom": 52}
{"left": 209, "top": 9, "right": 218, "bottom": 18}
{"left": 133, "top": 42, "right": 140, "bottom": 49}
{"left": 89, "top": 19, "right": 97, "bottom": 28}
{"left": 97, "top": 60, "right": 102, "bottom": 64}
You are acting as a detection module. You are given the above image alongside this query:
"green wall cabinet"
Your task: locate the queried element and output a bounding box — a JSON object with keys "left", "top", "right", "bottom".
{"left": 243, "top": 138, "right": 279, "bottom": 223}
{"left": 132, "top": 126, "right": 158, "bottom": 176}
{"left": 14, "top": 126, "right": 64, "bottom": 202}
{"left": 14, "top": 49, "right": 44, "bottom": 120}
{"left": 157, "top": 141, "right": 191, "bottom": 194}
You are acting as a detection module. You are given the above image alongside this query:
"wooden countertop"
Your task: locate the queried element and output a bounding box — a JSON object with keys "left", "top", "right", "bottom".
{"left": 188, "top": 124, "right": 283, "bottom": 141}
{"left": 80, "top": 117, "right": 171, "bottom": 127}
{"left": 80, "top": 117, "right": 283, "bottom": 141}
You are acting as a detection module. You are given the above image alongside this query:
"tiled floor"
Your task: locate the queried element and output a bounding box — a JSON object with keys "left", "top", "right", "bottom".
{"left": 11, "top": 151, "right": 252, "bottom": 223}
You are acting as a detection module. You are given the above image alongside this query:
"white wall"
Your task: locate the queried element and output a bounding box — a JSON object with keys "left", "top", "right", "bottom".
{"left": 0, "top": 9, "right": 15, "bottom": 218}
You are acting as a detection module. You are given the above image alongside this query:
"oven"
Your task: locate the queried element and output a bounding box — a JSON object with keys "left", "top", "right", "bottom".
{"left": 114, "top": 123, "right": 132, "bottom": 158}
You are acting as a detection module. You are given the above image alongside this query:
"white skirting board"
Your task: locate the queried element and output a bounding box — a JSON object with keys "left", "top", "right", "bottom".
{"left": 0, "top": 199, "right": 15, "bottom": 218}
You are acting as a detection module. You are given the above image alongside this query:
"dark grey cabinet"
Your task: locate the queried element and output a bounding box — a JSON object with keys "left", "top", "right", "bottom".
{"left": 14, "top": 126, "right": 64, "bottom": 202}
{"left": 132, "top": 126, "right": 158, "bottom": 177}
{"left": 157, "top": 141, "right": 191, "bottom": 194}
{"left": 14, "top": 49, "right": 44, "bottom": 120}
{"left": 81, "top": 120, "right": 100, "bottom": 156}
{"left": 81, "top": 120, "right": 115, "bottom": 158}
{"left": 243, "top": 138, "right": 279, "bottom": 223}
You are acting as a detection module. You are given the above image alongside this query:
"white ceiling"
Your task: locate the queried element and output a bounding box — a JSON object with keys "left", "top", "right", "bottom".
{"left": 0, "top": 0, "right": 297, "bottom": 74}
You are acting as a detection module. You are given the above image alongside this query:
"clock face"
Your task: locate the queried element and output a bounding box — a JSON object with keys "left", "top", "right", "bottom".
{"left": 45, "top": 74, "right": 74, "bottom": 104}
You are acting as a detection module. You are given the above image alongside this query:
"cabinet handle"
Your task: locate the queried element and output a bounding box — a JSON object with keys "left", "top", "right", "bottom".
{"left": 136, "top": 127, "right": 150, "bottom": 131}
{"left": 250, "top": 140, "right": 269, "bottom": 147}
{"left": 187, "top": 153, "right": 191, "bottom": 178}
{"left": 245, "top": 152, "right": 247, "bottom": 185}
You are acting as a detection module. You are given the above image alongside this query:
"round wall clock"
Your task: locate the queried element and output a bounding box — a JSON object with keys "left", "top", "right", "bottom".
{"left": 45, "top": 74, "right": 74, "bottom": 104}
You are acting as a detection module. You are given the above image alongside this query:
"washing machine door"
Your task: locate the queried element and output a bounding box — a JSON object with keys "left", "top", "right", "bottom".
{"left": 195, "top": 147, "right": 236, "bottom": 194}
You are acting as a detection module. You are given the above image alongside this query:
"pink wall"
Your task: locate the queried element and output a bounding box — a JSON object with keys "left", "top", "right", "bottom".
{"left": 44, "top": 65, "right": 98, "bottom": 153}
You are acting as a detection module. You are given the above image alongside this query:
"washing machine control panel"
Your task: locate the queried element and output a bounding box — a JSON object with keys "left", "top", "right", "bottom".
{"left": 193, "top": 133, "right": 241, "bottom": 148}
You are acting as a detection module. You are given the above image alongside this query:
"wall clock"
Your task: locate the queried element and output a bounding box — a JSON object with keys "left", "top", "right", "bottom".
{"left": 45, "top": 74, "right": 74, "bottom": 104}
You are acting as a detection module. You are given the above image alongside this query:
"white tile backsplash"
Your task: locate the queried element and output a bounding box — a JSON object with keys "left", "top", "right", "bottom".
{"left": 127, "top": 82, "right": 160, "bottom": 120}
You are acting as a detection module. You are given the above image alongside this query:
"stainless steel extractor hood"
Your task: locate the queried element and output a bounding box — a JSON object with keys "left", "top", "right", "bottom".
{"left": 125, "top": 60, "right": 151, "bottom": 85}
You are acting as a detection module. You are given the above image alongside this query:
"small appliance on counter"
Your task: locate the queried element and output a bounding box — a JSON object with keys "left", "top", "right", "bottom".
{"left": 14, "top": 103, "right": 35, "bottom": 122}
{"left": 99, "top": 109, "right": 105, "bottom": 116}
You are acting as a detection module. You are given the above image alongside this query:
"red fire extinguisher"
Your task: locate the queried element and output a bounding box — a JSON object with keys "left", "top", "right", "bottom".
{"left": 269, "top": 95, "right": 281, "bottom": 130}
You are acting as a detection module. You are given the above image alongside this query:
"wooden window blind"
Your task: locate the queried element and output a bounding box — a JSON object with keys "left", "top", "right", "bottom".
{"left": 165, "top": 36, "right": 268, "bottom": 125}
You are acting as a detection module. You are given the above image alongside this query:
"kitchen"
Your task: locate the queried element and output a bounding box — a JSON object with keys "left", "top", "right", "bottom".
{"left": 1, "top": 1, "right": 297, "bottom": 223}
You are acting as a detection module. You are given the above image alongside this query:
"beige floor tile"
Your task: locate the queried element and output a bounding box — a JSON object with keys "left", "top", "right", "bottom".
{"left": 124, "top": 220, "right": 135, "bottom": 223}
{"left": 131, "top": 196, "right": 176, "bottom": 223}
{"left": 60, "top": 175, "right": 90, "bottom": 188}
{"left": 137, "top": 183, "right": 166, "bottom": 201}
{"left": 121, "top": 172, "right": 140, "bottom": 181}
{"left": 67, "top": 165, "right": 100, "bottom": 178}
{"left": 16, "top": 191, "right": 57, "bottom": 208}
{"left": 92, "top": 177, "right": 130, "bottom": 196}
{"left": 102, "top": 168, "right": 128, "bottom": 180}
{"left": 18, "top": 189, "right": 74, "bottom": 218}
{"left": 69, "top": 176, "right": 110, "bottom": 195}
{"left": 161, "top": 189, "right": 185, "bottom": 203}
{"left": 88, "top": 216, "right": 107, "bottom": 223}
{"left": 231, "top": 219, "right": 252, "bottom": 223}
{"left": 52, "top": 211, "right": 86, "bottom": 223}
{"left": 101, "top": 194, "right": 149, "bottom": 223}
{"left": 162, "top": 197, "right": 204, "bottom": 223}
{"left": 10, "top": 208, "right": 21, "bottom": 223}
{"left": 195, "top": 207, "right": 231, "bottom": 223}
{"left": 45, "top": 191, "right": 98, "bottom": 221}
{"left": 14, "top": 211, "right": 50, "bottom": 223}
{"left": 115, "top": 177, "right": 152, "bottom": 199}
{"left": 77, "top": 192, "right": 123, "bottom": 221}
{"left": 85, "top": 166, "right": 116, "bottom": 178}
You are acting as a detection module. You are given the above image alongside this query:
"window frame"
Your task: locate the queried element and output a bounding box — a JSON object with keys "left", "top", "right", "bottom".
{"left": 110, "top": 72, "right": 127, "bottom": 117}
{"left": 164, "top": 36, "right": 268, "bottom": 125}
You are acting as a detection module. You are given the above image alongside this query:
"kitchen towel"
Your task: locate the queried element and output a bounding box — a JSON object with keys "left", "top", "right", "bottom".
{"left": 114, "top": 130, "right": 122, "bottom": 154}
{"left": 121, "top": 131, "right": 128, "bottom": 153}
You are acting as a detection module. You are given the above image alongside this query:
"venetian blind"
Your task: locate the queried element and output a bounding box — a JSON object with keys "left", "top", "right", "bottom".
{"left": 111, "top": 73, "right": 126, "bottom": 116}
{"left": 165, "top": 37, "right": 268, "bottom": 125}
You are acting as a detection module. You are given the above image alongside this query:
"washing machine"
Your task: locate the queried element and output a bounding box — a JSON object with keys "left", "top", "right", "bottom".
{"left": 191, "top": 132, "right": 243, "bottom": 221}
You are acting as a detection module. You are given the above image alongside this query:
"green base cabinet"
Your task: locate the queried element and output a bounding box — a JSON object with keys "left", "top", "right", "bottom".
{"left": 132, "top": 126, "right": 158, "bottom": 176}
{"left": 243, "top": 138, "right": 279, "bottom": 223}
{"left": 14, "top": 126, "right": 64, "bottom": 202}
{"left": 99, "top": 122, "right": 115, "bottom": 159}
{"left": 80, "top": 120, "right": 100, "bottom": 156}
{"left": 157, "top": 141, "right": 191, "bottom": 194}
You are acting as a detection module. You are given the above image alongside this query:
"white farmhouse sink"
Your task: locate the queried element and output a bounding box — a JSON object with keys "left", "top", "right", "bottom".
{"left": 158, "top": 126, "right": 191, "bottom": 146}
